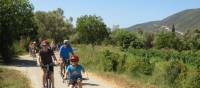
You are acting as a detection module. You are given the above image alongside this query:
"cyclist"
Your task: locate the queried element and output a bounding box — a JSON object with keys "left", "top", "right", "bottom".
{"left": 59, "top": 40, "right": 74, "bottom": 78}
{"left": 38, "top": 40, "right": 58, "bottom": 88}
{"left": 64, "top": 55, "right": 87, "bottom": 88}
{"left": 29, "top": 41, "right": 33, "bottom": 56}
{"left": 30, "top": 41, "right": 37, "bottom": 58}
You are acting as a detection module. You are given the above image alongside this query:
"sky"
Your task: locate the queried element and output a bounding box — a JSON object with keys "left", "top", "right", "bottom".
{"left": 29, "top": 0, "right": 200, "bottom": 28}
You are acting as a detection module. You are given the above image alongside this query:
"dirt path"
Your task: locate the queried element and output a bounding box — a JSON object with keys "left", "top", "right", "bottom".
{"left": 0, "top": 54, "right": 115, "bottom": 88}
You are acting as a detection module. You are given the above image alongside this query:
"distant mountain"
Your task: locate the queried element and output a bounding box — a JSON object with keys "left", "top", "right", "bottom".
{"left": 127, "top": 8, "right": 200, "bottom": 33}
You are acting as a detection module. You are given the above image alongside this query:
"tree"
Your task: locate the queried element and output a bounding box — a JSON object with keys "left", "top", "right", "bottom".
{"left": 144, "top": 32, "right": 154, "bottom": 49}
{"left": 0, "top": 0, "right": 36, "bottom": 63}
{"left": 183, "top": 29, "right": 200, "bottom": 50}
{"left": 110, "top": 29, "right": 144, "bottom": 50}
{"left": 172, "top": 24, "right": 175, "bottom": 32}
{"left": 35, "top": 8, "right": 73, "bottom": 43}
{"left": 155, "top": 31, "right": 183, "bottom": 50}
{"left": 76, "top": 15, "right": 109, "bottom": 44}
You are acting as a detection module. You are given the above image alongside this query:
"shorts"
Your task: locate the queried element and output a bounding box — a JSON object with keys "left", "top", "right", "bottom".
{"left": 41, "top": 64, "right": 54, "bottom": 72}
{"left": 69, "top": 75, "right": 82, "bottom": 81}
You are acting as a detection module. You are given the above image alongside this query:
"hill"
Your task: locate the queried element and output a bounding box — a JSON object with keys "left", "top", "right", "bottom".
{"left": 127, "top": 8, "right": 200, "bottom": 33}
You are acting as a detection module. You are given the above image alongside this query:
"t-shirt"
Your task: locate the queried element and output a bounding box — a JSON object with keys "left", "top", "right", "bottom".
{"left": 39, "top": 49, "right": 54, "bottom": 65}
{"left": 66, "top": 65, "right": 84, "bottom": 80}
{"left": 59, "top": 45, "right": 73, "bottom": 60}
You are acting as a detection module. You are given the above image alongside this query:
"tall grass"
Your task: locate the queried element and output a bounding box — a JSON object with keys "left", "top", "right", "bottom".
{"left": 0, "top": 67, "right": 31, "bottom": 88}
{"left": 74, "top": 44, "right": 200, "bottom": 88}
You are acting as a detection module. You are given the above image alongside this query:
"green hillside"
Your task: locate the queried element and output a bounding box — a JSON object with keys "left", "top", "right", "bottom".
{"left": 127, "top": 8, "right": 200, "bottom": 32}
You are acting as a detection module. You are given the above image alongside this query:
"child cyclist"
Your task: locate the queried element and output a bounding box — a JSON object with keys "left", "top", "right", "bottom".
{"left": 64, "top": 55, "right": 87, "bottom": 88}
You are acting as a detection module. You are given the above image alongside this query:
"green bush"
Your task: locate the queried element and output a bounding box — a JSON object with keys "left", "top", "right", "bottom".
{"left": 75, "top": 45, "right": 200, "bottom": 88}
{"left": 123, "top": 54, "right": 155, "bottom": 77}
{"left": 163, "top": 61, "right": 187, "bottom": 87}
{"left": 110, "top": 29, "right": 144, "bottom": 50}
{"left": 101, "top": 50, "right": 119, "bottom": 72}
{"left": 186, "top": 69, "right": 200, "bottom": 88}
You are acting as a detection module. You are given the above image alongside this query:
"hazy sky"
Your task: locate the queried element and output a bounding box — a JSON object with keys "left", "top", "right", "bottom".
{"left": 30, "top": 0, "right": 200, "bottom": 28}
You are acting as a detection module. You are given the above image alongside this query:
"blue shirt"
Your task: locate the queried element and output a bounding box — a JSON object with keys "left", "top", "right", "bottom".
{"left": 66, "top": 65, "right": 84, "bottom": 80}
{"left": 59, "top": 45, "right": 73, "bottom": 60}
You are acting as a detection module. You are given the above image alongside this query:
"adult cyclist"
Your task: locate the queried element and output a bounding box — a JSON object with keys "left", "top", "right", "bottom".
{"left": 59, "top": 40, "right": 74, "bottom": 79}
{"left": 38, "top": 40, "right": 58, "bottom": 88}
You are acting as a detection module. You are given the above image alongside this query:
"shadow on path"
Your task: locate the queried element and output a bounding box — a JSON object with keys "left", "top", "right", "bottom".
{"left": 6, "top": 57, "right": 38, "bottom": 67}
{"left": 82, "top": 82, "right": 99, "bottom": 86}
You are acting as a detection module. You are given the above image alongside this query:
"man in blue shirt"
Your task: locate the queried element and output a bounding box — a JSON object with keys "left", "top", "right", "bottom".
{"left": 59, "top": 40, "right": 74, "bottom": 78}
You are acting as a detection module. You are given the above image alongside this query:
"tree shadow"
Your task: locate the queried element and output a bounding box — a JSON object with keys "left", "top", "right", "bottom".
{"left": 6, "top": 57, "right": 38, "bottom": 67}
{"left": 82, "top": 82, "right": 99, "bottom": 86}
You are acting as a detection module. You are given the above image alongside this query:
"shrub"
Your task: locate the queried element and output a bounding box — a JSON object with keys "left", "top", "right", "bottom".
{"left": 164, "top": 61, "right": 187, "bottom": 87}
{"left": 186, "top": 69, "right": 200, "bottom": 88}
{"left": 101, "top": 50, "right": 119, "bottom": 72}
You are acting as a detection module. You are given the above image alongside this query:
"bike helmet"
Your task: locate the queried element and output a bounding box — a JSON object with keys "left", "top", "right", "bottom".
{"left": 70, "top": 55, "right": 79, "bottom": 62}
{"left": 63, "top": 40, "right": 69, "bottom": 44}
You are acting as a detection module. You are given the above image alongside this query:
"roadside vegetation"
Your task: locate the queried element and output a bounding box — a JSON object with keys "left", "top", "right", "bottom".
{"left": 75, "top": 44, "right": 200, "bottom": 88}
{"left": 0, "top": 67, "right": 31, "bottom": 88}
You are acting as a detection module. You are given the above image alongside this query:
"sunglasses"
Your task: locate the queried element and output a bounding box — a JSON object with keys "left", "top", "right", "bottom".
{"left": 64, "top": 43, "right": 69, "bottom": 45}
{"left": 42, "top": 45, "right": 48, "bottom": 47}
{"left": 71, "top": 61, "right": 78, "bottom": 62}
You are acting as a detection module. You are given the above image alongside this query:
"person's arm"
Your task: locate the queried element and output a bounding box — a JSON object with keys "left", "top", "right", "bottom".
{"left": 64, "top": 71, "right": 69, "bottom": 79}
{"left": 37, "top": 56, "right": 43, "bottom": 66}
{"left": 50, "top": 49, "right": 57, "bottom": 64}
{"left": 81, "top": 65, "right": 88, "bottom": 79}
{"left": 52, "top": 55, "right": 58, "bottom": 64}
{"left": 82, "top": 66, "right": 85, "bottom": 73}
{"left": 64, "top": 66, "right": 70, "bottom": 79}
{"left": 59, "top": 46, "right": 64, "bottom": 63}
{"left": 37, "top": 51, "right": 41, "bottom": 66}
{"left": 59, "top": 46, "right": 63, "bottom": 58}
{"left": 69, "top": 45, "right": 74, "bottom": 55}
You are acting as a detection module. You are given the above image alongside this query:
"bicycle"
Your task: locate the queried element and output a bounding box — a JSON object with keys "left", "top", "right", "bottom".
{"left": 60, "top": 59, "right": 70, "bottom": 83}
{"left": 43, "top": 63, "right": 53, "bottom": 88}
{"left": 67, "top": 77, "right": 89, "bottom": 88}
{"left": 69, "top": 78, "right": 81, "bottom": 88}
{"left": 31, "top": 48, "right": 37, "bottom": 60}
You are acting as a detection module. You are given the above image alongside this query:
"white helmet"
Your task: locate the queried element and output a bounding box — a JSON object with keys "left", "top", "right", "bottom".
{"left": 63, "top": 40, "right": 69, "bottom": 44}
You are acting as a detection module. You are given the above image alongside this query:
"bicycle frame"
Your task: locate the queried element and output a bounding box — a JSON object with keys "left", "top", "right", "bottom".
{"left": 68, "top": 78, "right": 82, "bottom": 88}
{"left": 72, "top": 81, "right": 78, "bottom": 88}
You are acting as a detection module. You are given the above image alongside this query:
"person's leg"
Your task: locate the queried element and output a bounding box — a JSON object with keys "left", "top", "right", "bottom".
{"left": 62, "top": 60, "right": 67, "bottom": 75}
{"left": 60, "top": 60, "right": 64, "bottom": 75}
{"left": 50, "top": 72, "right": 55, "bottom": 88}
{"left": 77, "top": 79, "right": 82, "bottom": 88}
{"left": 49, "top": 66, "right": 55, "bottom": 88}
{"left": 69, "top": 85, "right": 73, "bottom": 88}
{"left": 77, "top": 76, "right": 82, "bottom": 88}
{"left": 69, "top": 80, "right": 75, "bottom": 88}
{"left": 41, "top": 68, "right": 46, "bottom": 87}
{"left": 29, "top": 47, "right": 31, "bottom": 56}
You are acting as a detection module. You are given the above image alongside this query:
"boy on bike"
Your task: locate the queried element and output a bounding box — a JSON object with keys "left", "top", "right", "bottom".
{"left": 64, "top": 55, "right": 87, "bottom": 88}
{"left": 59, "top": 40, "right": 74, "bottom": 77}
{"left": 38, "top": 40, "right": 57, "bottom": 88}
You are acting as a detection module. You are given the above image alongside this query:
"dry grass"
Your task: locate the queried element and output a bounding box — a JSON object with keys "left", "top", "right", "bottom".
{"left": 91, "top": 72, "right": 149, "bottom": 88}
{"left": 0, "top": 67, "right": 31, "bottom": 88}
